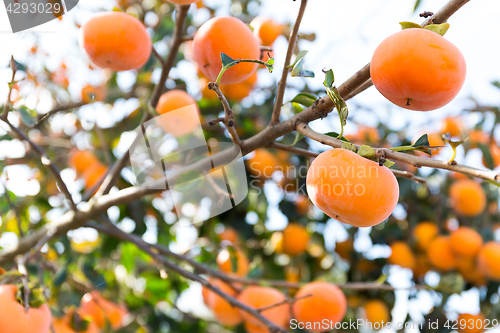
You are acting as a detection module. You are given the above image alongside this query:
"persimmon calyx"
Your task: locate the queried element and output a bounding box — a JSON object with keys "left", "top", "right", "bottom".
{"left": 69, "top": 311, "right": 93, "bottom": 332}
{"left": 399, "top": 21, "right": 450, "bottom": 36}
{"left": 16, "top": 284, "right": 46, "bottom": 309}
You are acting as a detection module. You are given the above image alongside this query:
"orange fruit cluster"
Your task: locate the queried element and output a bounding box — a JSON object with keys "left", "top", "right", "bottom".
{"left": 387, "top": 222, "right": 500, "bottom": 286}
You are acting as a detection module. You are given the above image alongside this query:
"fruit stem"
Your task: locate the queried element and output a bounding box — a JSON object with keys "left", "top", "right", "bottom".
{"left": 215, "top": 59, "right": 273, "bottom": 85}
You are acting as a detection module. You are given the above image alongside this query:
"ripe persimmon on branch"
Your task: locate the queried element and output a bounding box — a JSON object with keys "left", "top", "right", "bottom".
{"left": 2, "top": 0, "right": 498, "bottom": 331}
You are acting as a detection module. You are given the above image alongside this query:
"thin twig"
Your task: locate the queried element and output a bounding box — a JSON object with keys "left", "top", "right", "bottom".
{"left": 92, "top": 220, "right": 287, "bottom": 333}
{"left": 267, "top": 141, "right": 318, "bottom": 158}
{"left": 296, "top": 122, "right": 499, "bottom": 181}
{"left": 206, "top": 175, "right": 233, "bottom": 200}
{"left": 96, "top": 4, "right": 190, "bottom": 197}
{"left": 31, "top": 101, "right": 89, "bottom": 128}
{"left": 152, "top": 46, "right": 165, "bottom": 66}
{"left": 150, "top": 4, "right": 190, "bottom": 109}
{"left": 257, "top": 294, "right": 312, "bottom": 313}
{"left": 3, "top": 119, "right": 77, "bottom": 211}
{"left": 208, "top": 82, "right": 242, "bottom": 147}
{"left": 267, "top": 142, "right": 426, "bottom": 183}
{"left": 391, "top": 169, "right": 427, "bottom": 184}
{"left": 1, "top": 56, "right": 17, "bottom": 121}
{"left": 86, "top": 221, "right": 428, "bottom": 293}
{"left": 270, "top": 0, "right": 308, "bottom": 125}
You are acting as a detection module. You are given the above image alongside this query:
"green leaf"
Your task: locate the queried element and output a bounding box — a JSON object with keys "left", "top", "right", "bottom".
{"left": 53, "top": 266, "right": 68, "bottom": 286}
{"left": 18, "top": 106, "right": 36, "bottom": 126}
{"left": 413, "top": 0, "right": 422, "bottom": 12}
{"left": 383, "top": 160, "right": 395, "bottom": 168}
{"left": 424, "top": 23, "right": 450, "bottom": 36}
{"left": 290, "top": 93, "right": 317, "bottom": 107}
{"left": 291, "top": 102, "right": 304, "bottom": 115}
{"left": 412, "top": 134, "right": 430, "bottom": 148}
{"left": 357, "top": 145, "right": 376, "bottom": 159}
{"left": 289, "top": 51, "right": 314, "bottom": 78}
{"left": 291, "top": 131, "right": 304, "bottom": 146}
{"left": 485, "top": 179, "right": 500, "bottom": 187}
{"left": 478, "top": 143, "right": 495, "bottom": 170}
{"left": 323, "top": 69, "right": 335, "bottom": 88}
{"left": 341, "top": 142, "right": 357, "bottom": 153}
{"left": 325, "top": 132, "right": 350, "bottom": 143}
{"left": 12, "top": 60, "right": 27, "bottom": 72}
{"left": 491, "top": 81, "right": 500, "bottom": 90}
{"left": 227, "top": 246, "right": 239, "bottom": 274}
{"left": 288, "top": 50, "right": 308, "bottom": 69}
{"left": 220, "top": 53, "right": 237, "bottom": 68}
{"left": 291, "top": 58, "right": 315, "bottom": 78}
{"left": 399, "top": 21, "right": 423, "bottom": 30}
{"left": 326, "top": 86, "right": 348, "bottom": 126}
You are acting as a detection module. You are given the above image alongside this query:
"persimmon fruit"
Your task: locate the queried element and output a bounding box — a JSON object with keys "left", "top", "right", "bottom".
{"left": 449, "top": 180, "right": 486, "bottom": 217}
{"left": 250, "top": 16, "right": 283, "bottom": 46}
{"left": 192, "top": 17, "right": 260, "bottom": 84}
{"left": 478, "top": 241, "right": 500, "bottom": 281}
{"left": 457, "top": 313, "right": 487, "bottom": 333}
{"left": 468, "top": 130, "right": 489, "bottom": 149}
{"left": 388, "top": 241, "right": 416, "bottom": 269}
{"left": 68, "top": 149, "right": 100, "bottom": 174}
{"left": 306, "top": 148, "right": 399, "bottom": 228}
{"left": 426, "top": 236, "right": 457, "bottom": 271}
{"left": 292, "top": 282, "right": 347, "bottom": 332}
{"left": 413, "top": 222, "right": 439, "bottom": 251}
{"left": 221, "top": 72, "right": 257, "bottom": 101}
{"left": 52, "top": 312, "right": 100, "bottom": 333}
{"left": 0, "top": 284, "right": 52, "bottom": 333}
{"left": 202, "top": 279, "right": 242, "bottom": 327}
{"left": 82, "top": 163, "right": 107, "bottom": 190}
{"left": 216, "top": 248, "right": 249, "bottom": 277}
{"left": 79, "top": 12, "right": 152, "bottom": 72}
{"left": 450, "top": 226, "right": 483, "bottom": 258}
{"left": 482, "top": 143, "right": 500, "bottom": 169}
{"left": 155, "top": 90, "right": 200, "bottom": 137}
{"left": 441, "top": 117, "right": 463, "bottom": 137}
{"left": 247, "top": 149, "right": 281, "bottom": 180}
{"left": 80, "top": 291, "right": 127, "bottom": 329}
{"left": 274, "top": 223, "right": 310, "bottom": 256}
{"left": 236, "top": 286, "right": 289, "bottom": 332}
{"left": 364, "top": 300, "right": 390, "bottom": 326}
{"left": 371, "top": 28, "right": 466, "bottom": 111}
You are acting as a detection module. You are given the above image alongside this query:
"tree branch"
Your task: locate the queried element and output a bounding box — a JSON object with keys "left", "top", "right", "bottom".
{"left": 0, "top": 0, "right": 473, "bottom": 267}
{"left": 3, "top": 119, "right": 77, "bottom": 211}
{"left": 270, "top": 0, "right": 308, "bottom": 125}
{"left": 31, "top": 101, "right": 90, "bottom": 128}
{"left": 89, "top": 220, "right": 287, "bottom": 333}
{"left": 296, "top": 122, "right": 499, "bottom": 181}
{"left": 86, "top": 221, "right": 428, "bottom": 293}
{"left": 96, "top": 4, "right": 190, "bottom": 197}
{"left": 150, "top": 4, "right": 190, "bottom": 109}
{"left": 208, "top": 82, "right": 242, "bottom": 147}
